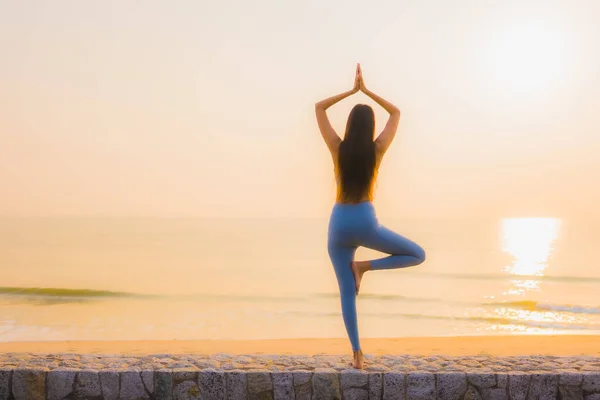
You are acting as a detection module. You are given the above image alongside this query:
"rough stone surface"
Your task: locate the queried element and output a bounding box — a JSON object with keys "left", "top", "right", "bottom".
{"left": 226, "top": 371, "right": 247, "bottom": 400}
{"left": 292, "top": 371, "right": 311, "bottom": 400}
{"left": 468, "top": 372, "right": 496, "bottom": 388}
{"left": 383, "top": 372, "right": 405, "bottom": 400}
{"left": 120, "top": 370, "right": 149, "bottom": 399}
{"left": 199, "top": 368, "right": 225, "bottom": 400}
{"left": 559, "top": 385, "right": 583, "bottom": 400}
{"left": 465, "top": 386, "right": 483, "bottom": 400}
{"left": 527, "top": 373, "right": 557, "bottom": 400}
{"left": 312, "top": 368, "right": 341, "bottom": 400}
{"left": 172, "top": 380, "right": 200, "bottom": 400}
{"left": 75, "top": 370, "right": 102, "bottom": 398}
{"left": 0, "top": 370, "right": 9, "bottom": 400}
{"left": 480, "top": 387, "right": 508, "bottom": 400}
{"left": 155, "top": 370, "right": 173, "bottom": 400}
{"left": 173, "top": 369, "right": 198, "bottom": 382}
{"left": 11, "top": 369, "right": 46, "bottom": 400}
{"left": 508, "top": 373, "right": 530, "bottom": 400}
{"left": 561, "top": 373, "right": 583, "bottom": 386}
{"left": 99, "top": 370, "right": 120, "bottom": 400}
{"left": 47, "top": 369, "right": 76, "bottom": 400}
{"left": 583, "top": 373, "right": 600, "bottom": 392}
{"left": 368, "top": 372, "right": 383, "bottom": 400}
{"left": 1, "top": 353, "right": 600, "bottom": 399}
{"left": 141, "top": 370, "right": 154, "bottom": 395}
{"left": 497, "top": 374, "right": 508, "bottom": 389}
{"left": 344, "top": 387, "right": 369, "bottom": 400}
{"left": 272, "top": 372, "right": 294, "bottom": 400}
{"left": 247, "top": 370, "right": 273, "bottom": 400}
{"left": 407, "top": 372, "right": 435, "bottom": 400}
{"left": 436, "top": 372, "right": 467, "bottom": 400}
{"left": 341, "top": 369, "right": 369, "bottom": 389}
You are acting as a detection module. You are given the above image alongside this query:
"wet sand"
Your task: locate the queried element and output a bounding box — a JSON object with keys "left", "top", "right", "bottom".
{"left": 1, "top": 335, "right": 598, "bottom": 356}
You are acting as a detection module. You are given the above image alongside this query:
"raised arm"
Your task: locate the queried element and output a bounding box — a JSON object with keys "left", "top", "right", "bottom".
{"left": 315, "top": 66, "right": 361, "bottom": 156}
{"left": 359, "top": 68, "right": 401, "bottom": 155}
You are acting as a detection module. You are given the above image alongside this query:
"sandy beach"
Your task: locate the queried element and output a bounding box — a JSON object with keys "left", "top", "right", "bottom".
{"left": 1, "top": 335, "right": 598, "bottom": 356}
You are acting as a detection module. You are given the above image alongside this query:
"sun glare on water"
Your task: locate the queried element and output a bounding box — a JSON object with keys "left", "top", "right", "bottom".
{"left": 487, "top": 218, "right": 566, "bottom": 333}
{"left": 501, "top": 217, "right": 560, "bottom": 280}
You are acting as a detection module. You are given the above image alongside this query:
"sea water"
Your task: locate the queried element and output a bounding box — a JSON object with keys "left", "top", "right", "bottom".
{"left": 1, "top": 216, "right": 599, "bottom": 341}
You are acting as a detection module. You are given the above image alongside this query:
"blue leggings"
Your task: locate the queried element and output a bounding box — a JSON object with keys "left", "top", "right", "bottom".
{"left": 327, "top": 202, "right": 426, "bottom": 351}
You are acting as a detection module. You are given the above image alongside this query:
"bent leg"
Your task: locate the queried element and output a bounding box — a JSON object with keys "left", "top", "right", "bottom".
{"left": 327, "top": 243, "right": 361, "bottom": 351}
{"left": 362, "top": 225, "right": 426, "bottom": 270}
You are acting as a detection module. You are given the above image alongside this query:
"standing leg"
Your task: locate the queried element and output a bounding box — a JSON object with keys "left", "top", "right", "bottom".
{"left": 327, "top": 243, "right": 361, "bottom": 351}
{"left": 362, "top": 224, "right": 426, "bottom": 270}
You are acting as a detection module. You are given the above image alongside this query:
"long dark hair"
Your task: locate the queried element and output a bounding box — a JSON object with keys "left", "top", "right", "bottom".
{"left": 338, "top": 104, "right": 376, "bottom": 203}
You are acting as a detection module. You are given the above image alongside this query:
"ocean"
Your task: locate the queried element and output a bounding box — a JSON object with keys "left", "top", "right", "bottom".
{"left": 1, "top": 216, "right": 599, "bottom": 342}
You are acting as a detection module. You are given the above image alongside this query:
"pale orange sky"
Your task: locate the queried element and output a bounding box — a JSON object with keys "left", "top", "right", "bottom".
{"left": 1, "top": 0, "right": 599, "bottom": 219}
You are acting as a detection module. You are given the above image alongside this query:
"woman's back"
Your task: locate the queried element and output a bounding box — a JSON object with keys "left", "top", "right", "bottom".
{"left": 334, "top": 150, "right": 382, "bottom": 204}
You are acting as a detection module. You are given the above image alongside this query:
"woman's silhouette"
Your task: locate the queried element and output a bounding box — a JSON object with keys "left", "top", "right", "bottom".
{"left": 315, "top": 64, "right": 426, "bottom": 369}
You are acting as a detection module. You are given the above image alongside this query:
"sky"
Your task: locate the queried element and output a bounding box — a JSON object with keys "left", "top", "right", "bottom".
{"left": 1, "top": 0, "right": 600, "bottom": 219}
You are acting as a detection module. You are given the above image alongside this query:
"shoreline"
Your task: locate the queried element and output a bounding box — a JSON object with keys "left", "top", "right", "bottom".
{"left": 1, "top": 334, "right": 599, "bottom": 356}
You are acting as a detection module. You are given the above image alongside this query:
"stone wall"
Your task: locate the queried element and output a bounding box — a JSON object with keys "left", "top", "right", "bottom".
{"left": 1, "top": 353, "right": 599, "bottom": 399}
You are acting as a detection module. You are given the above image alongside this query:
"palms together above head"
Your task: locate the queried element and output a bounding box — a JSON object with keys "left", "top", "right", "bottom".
{"left": 352, "top": 63, "right": 367, "bottom": 93}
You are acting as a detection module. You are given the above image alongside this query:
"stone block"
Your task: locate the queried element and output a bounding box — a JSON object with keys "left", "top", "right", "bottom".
{"left": 560, "top": 373, "right": 583, "bottom": 386}
{"left": 226, "top": 371, "right": 247, "bottom": 400}
{"left": 173, "top": 380, "right": 201, "bottom": 400}
{"left": 406, "top": 372, "right": 435, "bottom": 400}
{"left": 173, "top": 369, "right": 199, "bottom": 383}
{"left": 436, "top": 372, "right": 467, "bottom": 400}
{"left": 247, "top": 370, "right": 272, "bottom": 400}
{"left": 272, "top": 372, "right": 294, "bottom": 400}
{"left": 141, "top": 371, "right": 154, "bottom": 396}
{"left": 12, "top": 369, "right": 46, "bottom": 400}
{"left": 383, "top": 372, "right": 405, "bottom": 400}
{"left": 0, "top": 370, "right": 9, "bottom": 400}
{"left": 368, "top": 372, "right": 383, "bottom": 400}
{"left": 508, "top": 373, "right": 530, "bottom": 400}
{"left": 47, "top": 369, "right": 76, "bottom": 400}
{"left": 199, "top": 369, "right": 225, "bottom": 400}
{"left": 155, "top": 370, "right": 173, "bottom": 400}
{"left": 75, "top": 370, "right": 102, "bottom": 398}
{"left": 464, "top": 386, "right": 482, "bottom": 400}
{"left": 292, "top": 370, "right": 312, "bottom": 400}
{"left": 496, "top": 374, "right": 508, "bottom": 389}
{"left": 344, "top": 387, "right": 369, "bottom": 400}
{"left": 120, "top": 370, "right": 150, "bottom": 399}
{"left": 467, "top": 373, "right": 496, "bottom": 389}
{"left": 341, "top": 369, "right": 369, "bottom": 390}
{"left": 526, "top": 373, "right": 557, "bottom": 400}
{"left": 480, "top": 387, "right": 508, "bottom": 400}
{"left": 559, "top": 385, "right": 583, "bottom": 400}
{"left": 582, "top": 373, "right": 600, "bottom": 392}
{"left": 312, "top": 368, "right": 341, "bottom": 400}
{"left": 99, "top": 370, "right": 120, "bottom": 400}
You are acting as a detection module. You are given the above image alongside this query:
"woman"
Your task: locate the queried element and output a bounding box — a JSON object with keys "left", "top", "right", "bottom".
{"left": 315, "top": 64, "right": 426, "bottom": 369}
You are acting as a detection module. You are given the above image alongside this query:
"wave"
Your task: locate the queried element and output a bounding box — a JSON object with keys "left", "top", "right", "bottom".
{"left": 315, "top": 292, "right": 444, "bottom": 303}
{"left": 407, "top": 271, "right": 600, "bottom": 283}
{"left": 290, "top": 310, "right": 600, "bottom": 331}
{"left": 318, "top": 294, "right": 600, "bottom": 316}
{"left": 2, "top": 288, "right": 598, "bottom": 317}
{"left": 0, "top": 287, "right": 310, "bottom": 303}
{"left": 0, "top": 287, "right": 141, "bottom": 298}
{"left": 486, "top": 300, "right": 600, "bottom": 315}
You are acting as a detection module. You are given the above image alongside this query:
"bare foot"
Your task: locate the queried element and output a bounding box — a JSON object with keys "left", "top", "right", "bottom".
{"left": 352, "top": 349, "right": 365, "bottom": 369}
{"left": 351, "top": 261, "right": 370, "bottom": 295}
